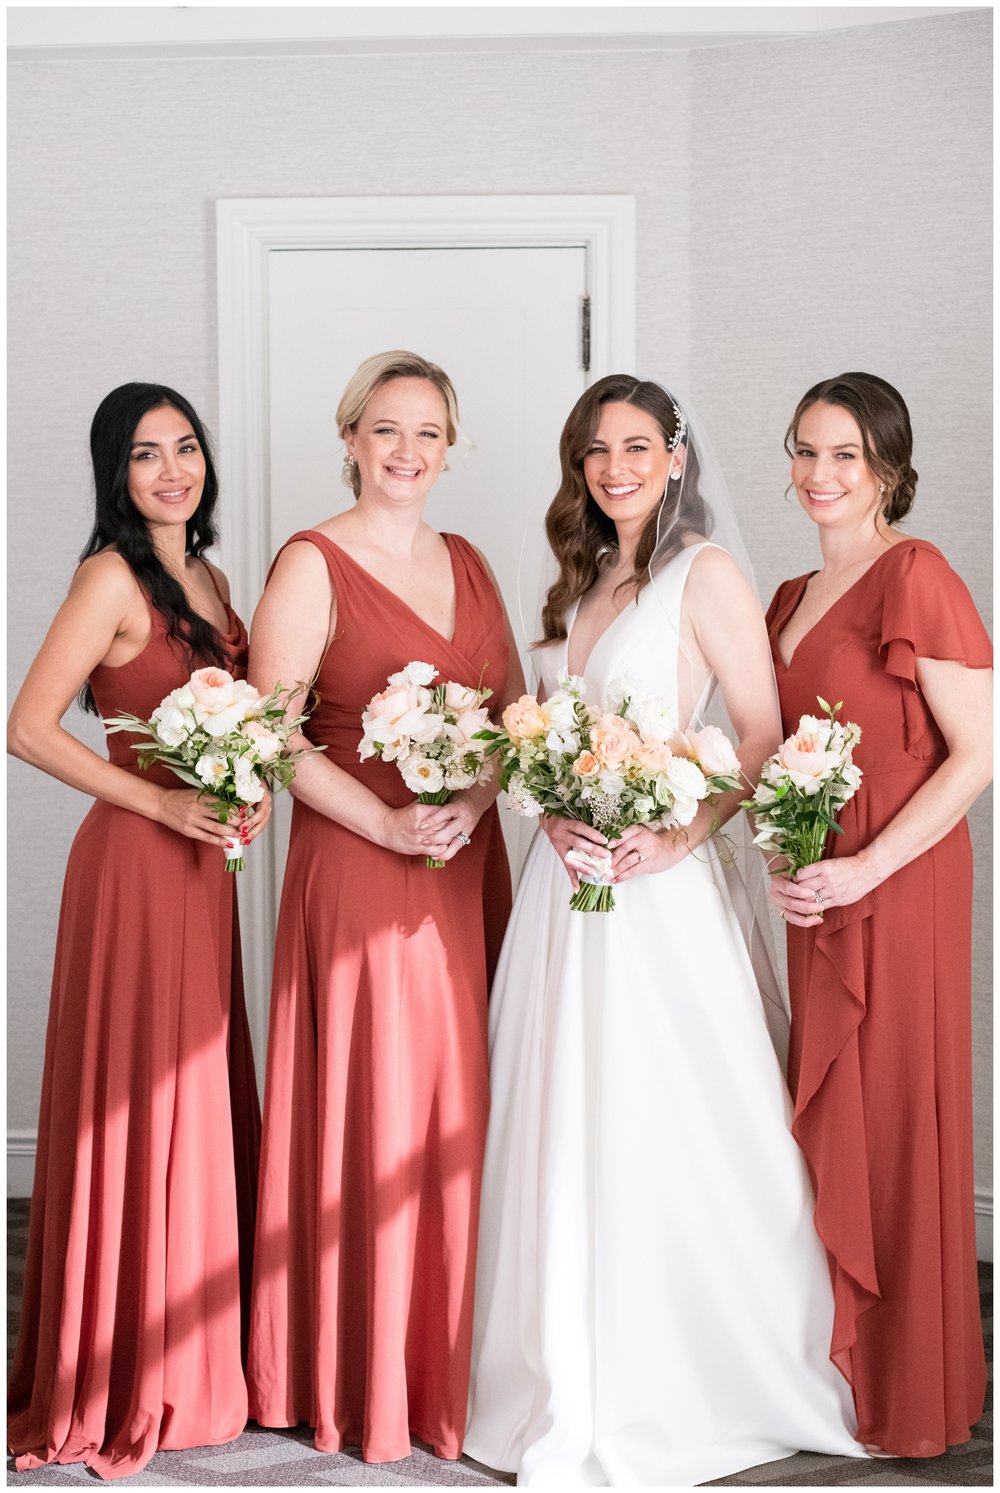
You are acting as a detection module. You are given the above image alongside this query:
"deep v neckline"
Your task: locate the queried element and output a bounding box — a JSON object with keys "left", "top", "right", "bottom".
{"left": 565, "top": 593, "right": 639, "bottom": 679}
{"left": 775, "top": 545, "right": 900, "bottom": 670}
{"left": 317, "top": 532, "right": 462, "bottom": 647}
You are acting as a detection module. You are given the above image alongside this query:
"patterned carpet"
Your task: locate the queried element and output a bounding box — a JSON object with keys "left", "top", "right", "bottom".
{"left": 6, "top": 1199, "right": 992, "bottom": 1486}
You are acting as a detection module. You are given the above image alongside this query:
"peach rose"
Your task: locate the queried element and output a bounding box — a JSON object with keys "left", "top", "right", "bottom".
{"left": 636, "top": 738, "right": 674, "bottom": 773}
{"left": 502, "top": 696, "right": 549, "bottom": 741}
{"left": 776, "top": 731, "right": 842, "bottom": 795}
{"left": 692, "top": 725, "right": 740, "bottom": 778}
{"left": 590, "top": 714, "right": 638, "bottom": 768}
{"left": 572, "top": 750, "right": 600, "bottom": 776}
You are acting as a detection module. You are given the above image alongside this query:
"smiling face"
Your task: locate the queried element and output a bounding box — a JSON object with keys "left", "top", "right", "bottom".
{"left": 582, "top": 401, "right": 678, "bottom": 536}
{"left": 344, "top": 376, "right": 450, "bottom": 507}
{"left": 126, "top": 404, "right": 206, "bottom": 531}
{"left": 790, "top": 401, "right": 883, "bottom": 531}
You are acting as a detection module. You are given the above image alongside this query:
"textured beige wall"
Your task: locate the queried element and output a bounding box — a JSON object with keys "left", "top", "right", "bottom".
{"left": 7, "top": 12, "right": 991, "bottom": 1212}
{"left": 687, "top": 9, "right": 992, "bottom": 1198}
{"left": 6, "top": 44, "right": 691, "bottom": 1149}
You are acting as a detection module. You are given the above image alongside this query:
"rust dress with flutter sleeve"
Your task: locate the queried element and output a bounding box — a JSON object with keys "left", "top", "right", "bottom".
{"left": 247, "top": 531, "right": 512, "bottom": 1464}
{"left": 766, "top": 536, "right": 990, "bottom": 1457}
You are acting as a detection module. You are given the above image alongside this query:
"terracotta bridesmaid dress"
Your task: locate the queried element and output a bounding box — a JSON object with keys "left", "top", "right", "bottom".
{"left": 8, "top": 585, "right": 261, "bottom": 1480}
{"left": 766, "top": 536, "right": 991, "bottom": 1456}
{"left": 247, "top": 530, "right": 512, "bottom": 1463}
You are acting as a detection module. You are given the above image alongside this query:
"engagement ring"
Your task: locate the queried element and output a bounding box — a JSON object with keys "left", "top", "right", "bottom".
{"left": 814, "top": 889, "right": 825, "bottom": 904}
{"left": 455, "top": 831, "right": 471, "bottom": 847}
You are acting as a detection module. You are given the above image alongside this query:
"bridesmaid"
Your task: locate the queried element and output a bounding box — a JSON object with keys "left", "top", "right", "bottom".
{"left": 247, "top": 350, "right": 523, "bottom": 1462}
{"left": 766, "top": 371, "right": 991, "bottom": 1457}
{"left": 7, "top": 383, "right": 264, "bottom": 1478}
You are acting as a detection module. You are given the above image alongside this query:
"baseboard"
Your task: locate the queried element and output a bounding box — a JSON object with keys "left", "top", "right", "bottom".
{"left": 7, "top": 1131, "right": 38, "bottom": 1199}
{"left": 974, "top": 1189, "right": 993, "bottom": 1263}
{"left": 7, "top": 1130, "right": 995, "bottom": 1259}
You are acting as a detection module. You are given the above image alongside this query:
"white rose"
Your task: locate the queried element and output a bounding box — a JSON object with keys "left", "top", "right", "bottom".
{"left": 401, "top": 756, "right": 445, "bottom": 794}
{"left": 543, "top": 690, "right": 579, "bottom": 733}
{"left": 444, "top": 680, "right": 480, "bottom": 712}
{"left": 668, "top": 794, "right": 700, "bottom": 828}
{"left": 388, "top": 660, "right": 437, "bottom": 689}
{"left": 665, "top": 755, "right": 709, "bottom": 801}
{"left": 151, "top": 684, "right": 197, "bottom": 746}
{"left": 628, "top": 696, "right": 679, "bottom": 743}
{"left": 233, "top": 755, "right": 265, "bottom": 804}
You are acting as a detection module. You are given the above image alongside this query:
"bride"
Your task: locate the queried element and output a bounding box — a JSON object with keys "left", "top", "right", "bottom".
{"left": 464, "top": 376, "right": 866, "bottom": 1485}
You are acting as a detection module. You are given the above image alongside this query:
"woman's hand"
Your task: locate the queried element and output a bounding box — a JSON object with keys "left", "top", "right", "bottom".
{"left": 768, "top": 854, "right": 880, "bottom": 926}
{"left": 541, "top": 815, "right": 610, "bottom": 890}
{"left": 609, "top": 823, "right": 692, "bottom": 883}
{"left": 379, "top": 798, "right": 479, "bottom": 862}
{"left": 155, "top": 787, "right": 249, "bottom": 846}
{"left": 235, "top": 786, "right": 272, "bottom": 846}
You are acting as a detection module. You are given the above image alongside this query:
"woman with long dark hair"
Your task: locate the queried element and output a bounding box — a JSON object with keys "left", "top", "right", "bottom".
{"left": 8, "top": 383, "right": 264, "bottom": 1478}
{"left": 767, "top": 372, "right": 991, "bottom": 1456}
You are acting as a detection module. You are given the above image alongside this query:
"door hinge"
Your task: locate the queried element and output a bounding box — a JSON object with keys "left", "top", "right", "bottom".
{"left": 581, "top": 295, "right": 591, "bottom": 372}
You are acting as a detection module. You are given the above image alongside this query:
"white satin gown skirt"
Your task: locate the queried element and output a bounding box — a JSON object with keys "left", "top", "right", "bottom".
{"left": 465, "top": 833, "right": 862, "bottom": 1485}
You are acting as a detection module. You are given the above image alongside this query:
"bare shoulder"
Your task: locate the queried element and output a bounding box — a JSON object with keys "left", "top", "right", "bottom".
{"left": 687, "top": 543, "right": 760, "bottom": 610}
{"left": 71, "top": 550, "right": 143, "bottom": 608}
{"left": 199, "top": 555, "right": 232, "bottom": 603}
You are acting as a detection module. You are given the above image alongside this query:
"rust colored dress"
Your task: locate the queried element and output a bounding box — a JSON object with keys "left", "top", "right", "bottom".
{"left": 766, "top": 537, "right": 991, "bottom": 1457}
{"left": 247, "top": 531, "right": 512, "bottom": 1463}
{"left": 7, "top": 591, "right": 261, "bottom": 1480}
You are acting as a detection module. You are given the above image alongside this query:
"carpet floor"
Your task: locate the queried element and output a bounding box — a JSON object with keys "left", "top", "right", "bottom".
{"left": 6, "top": 1200, "right": 992, "bottom": 1486}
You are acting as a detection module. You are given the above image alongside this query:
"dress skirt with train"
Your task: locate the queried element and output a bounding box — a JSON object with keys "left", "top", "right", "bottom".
{"left": 465, "top": 544, "right": 863, "bottom": 1485}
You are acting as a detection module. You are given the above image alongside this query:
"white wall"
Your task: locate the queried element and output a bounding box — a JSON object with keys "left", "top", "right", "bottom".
{"left": 7, "top": 11, "right": 991, "bottom": 1242}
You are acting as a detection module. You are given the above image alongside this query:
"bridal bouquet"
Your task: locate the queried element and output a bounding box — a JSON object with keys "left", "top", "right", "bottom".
{"left": 359, "top": 660, "right": 494, "bottom": 868}
{"left": 105, "top": 668, "right": 315, "bottom": 871}
{"left": 742, "top": 696, "right": 862, "bottom": 873}
{"left": 477, "top": 671, "right": 742, "bottom": 912}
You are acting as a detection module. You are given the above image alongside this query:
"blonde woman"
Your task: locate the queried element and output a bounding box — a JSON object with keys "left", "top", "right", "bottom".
{"left": 247, "top": 352, "right": 523, "bottom": 1463}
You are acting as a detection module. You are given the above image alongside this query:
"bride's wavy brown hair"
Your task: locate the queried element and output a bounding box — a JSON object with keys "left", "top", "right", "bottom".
{"left": 539, "top": 375, "right": 709, "bottom": 644}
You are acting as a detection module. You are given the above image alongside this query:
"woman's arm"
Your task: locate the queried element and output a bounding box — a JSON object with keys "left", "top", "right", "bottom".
{"left": 248, "top": 540, "right": 462, "bottom": 861}
{"left": 774, "top": 658, "right": 993, "bottom": 925}
{"left": 612, "top": 550, "right": 781, "bottom": 883}
{"left": 440, "top": 546, "right": 529, "bottom": 846}
{"left": 7, "top": 554, "right": 242, "bottom": 846}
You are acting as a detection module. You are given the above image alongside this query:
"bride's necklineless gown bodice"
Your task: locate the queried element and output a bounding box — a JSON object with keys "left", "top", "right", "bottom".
{"left": 465, "top": 544, "right": 863, "bottom": 1486}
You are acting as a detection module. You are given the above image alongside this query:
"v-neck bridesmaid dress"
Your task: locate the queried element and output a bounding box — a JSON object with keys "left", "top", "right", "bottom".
{"left": 766, "top": 536, "right": 991, "bottom": 1456}
{"left": 247, "top": 530, "right": 512, "bottom": 1463}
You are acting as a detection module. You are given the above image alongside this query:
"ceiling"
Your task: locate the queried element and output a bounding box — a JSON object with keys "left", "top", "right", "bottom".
{"left": 7, "top": 5, "right": 982, "bottom": 61}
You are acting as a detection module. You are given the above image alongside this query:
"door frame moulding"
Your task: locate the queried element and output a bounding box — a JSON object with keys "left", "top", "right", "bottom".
{"left": 215, "top": 193, "right": 636, "bottom": 1062}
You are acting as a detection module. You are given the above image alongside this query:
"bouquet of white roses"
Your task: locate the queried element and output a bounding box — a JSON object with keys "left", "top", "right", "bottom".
{"left": 358, "top": 660, "right": 494, "bottom": 868}
{"left": 477, "top": 671, "right": 742, "bottom": 912}
{"left": 105, "top": 667, "right": 316, "bottom": 870}
{"left": 742, "top": 696, "right": 862, "bottom": 874}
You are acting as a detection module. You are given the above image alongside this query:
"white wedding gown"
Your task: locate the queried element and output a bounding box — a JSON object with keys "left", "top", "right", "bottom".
{"left": 465, "top": 546, "right": 863, "bottom": 1486}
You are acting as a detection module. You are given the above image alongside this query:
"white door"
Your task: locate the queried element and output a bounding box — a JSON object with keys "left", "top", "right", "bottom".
{"left": 263, "top": 243, "right": 588, "bottom": 945}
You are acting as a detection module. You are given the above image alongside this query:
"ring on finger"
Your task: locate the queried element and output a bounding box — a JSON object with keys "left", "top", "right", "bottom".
{"left": 814, "top": 888, "right": 825, "bottom": 904}
{"left": 455, "top": 831, "right": 471, "bottom": 847}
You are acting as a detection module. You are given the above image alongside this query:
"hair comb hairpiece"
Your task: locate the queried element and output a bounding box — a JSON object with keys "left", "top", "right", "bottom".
{"left": 667, "top": 401, "right": 687, "bottom": 452}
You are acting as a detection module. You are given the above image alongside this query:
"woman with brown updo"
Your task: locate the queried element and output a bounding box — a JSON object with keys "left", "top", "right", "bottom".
{"left": 766, "top": 372, "right": 991, "bottom": 1457}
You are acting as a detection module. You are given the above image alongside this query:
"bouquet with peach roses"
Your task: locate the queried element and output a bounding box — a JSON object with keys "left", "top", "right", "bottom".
{"left": 359, "top": 660, "right": 494, "bottom": 868}
{"left": 477, "top": 671, "right": 742, "bottom": 912}
{"left": 742, "top": 696, "right": 862, "bottom": 872}
{"left": 105, "top": 668, "right": 315, "bottom": 870}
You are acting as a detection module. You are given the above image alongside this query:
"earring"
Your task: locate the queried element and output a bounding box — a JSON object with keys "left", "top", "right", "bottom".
{"left": 342, "top": 454, "right": 356, "bottom": 479}
{"left": 441, "top": 461, "right": 451, "bottom": 473}
{"left": 669, "top": 468, "right": 681, "bottom": 481}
